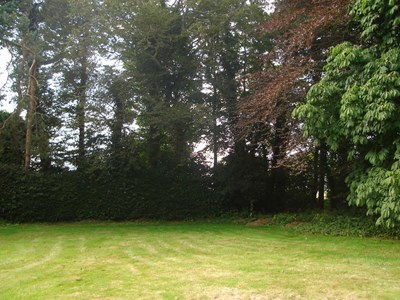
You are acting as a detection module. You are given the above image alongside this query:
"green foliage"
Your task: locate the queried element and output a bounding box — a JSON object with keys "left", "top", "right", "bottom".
{"left": 0, "top": 111, "right": 25, "bottom": 165}
{"left": 119, "top": 0, "right": 201, "bottom": 168}
{"left": 2, "top": 0, "right": 368, "bottom": 224}
{"left": 294, "top": 0, "right": 400, "bottom": 227}
{"left": 350, "top": 0, "right": 400, "bottom": 47}
{"left": 0, "top": 1, "right": 18, "bottom": 31}
{"left": 269, "top": 211, "right": 400, "bottom": 238}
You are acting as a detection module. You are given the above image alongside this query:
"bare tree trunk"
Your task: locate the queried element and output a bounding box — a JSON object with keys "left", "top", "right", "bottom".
{"left": 212, "top": 122, "right": 218, "bottom": 169}
{"left": 148, "top": 124, "right": 161, "bottom": 168}
{"left": 36, "top": 106, "right": 51, "bottom": 172}
{"left": 15, "top": 58, "right": 25, "bottom": 118}
{"left": 22, "top": 2, "right": 40, "bottom": 168}
{"left": 173, "top": 123, "right": 187, "bottom": 166}
{"left": 325, "top": 158, "right": 337, "bottom": 209}
{"left": 111, "top": 88, "right": 124, "bottom": 158}
{"left": 268, "top": 116, "right": 287, "bottom": 212}
{"left": 312, "top": 146, "right": 319, "bottom": 206}
{"left": 24, "top": 59, "right": 38, "bottom": 168}
{"left": 77, "top": 55, "right": 88, "bottom": 167}
{"left": 212, "top": 83, "right": 218, "bottom": 170}
{"left": 317, "top": 144, "right": 327, "bottom": 209}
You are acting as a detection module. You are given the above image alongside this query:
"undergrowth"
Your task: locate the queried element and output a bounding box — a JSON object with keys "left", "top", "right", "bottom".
{"left": 267, "top": 211, "right": 400, "bottom": 238}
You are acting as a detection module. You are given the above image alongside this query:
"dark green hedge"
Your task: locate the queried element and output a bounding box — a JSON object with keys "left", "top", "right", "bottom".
{"left": 0, "top": 165, "right": 222, "bottom": 222}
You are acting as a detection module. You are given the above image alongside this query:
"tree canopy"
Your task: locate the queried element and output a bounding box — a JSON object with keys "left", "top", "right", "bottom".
{"left": 294, "top": 0, "right": 400, "bottom": 227}
{"left": 0, "top": 0, "right": 399, "bottom": 227}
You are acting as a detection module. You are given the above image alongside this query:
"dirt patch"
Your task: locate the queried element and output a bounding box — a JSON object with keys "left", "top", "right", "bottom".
{"left": 233, "top": 218, "right": 249, "bottom": 225}
{"left": 246, "top": 218, "right": 273, "bottom": 226}
{"left": 285, "top": 221, "right": 308, "bottom": 227}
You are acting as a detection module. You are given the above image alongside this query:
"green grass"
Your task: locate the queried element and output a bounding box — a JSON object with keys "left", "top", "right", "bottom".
{"left": 1, "top": 222, "right": 400, "bottom": 299}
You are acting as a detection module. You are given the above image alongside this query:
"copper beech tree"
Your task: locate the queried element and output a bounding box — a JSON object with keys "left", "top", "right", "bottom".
{"left": 237, "top": 0, "right": 352, "bottom": 208}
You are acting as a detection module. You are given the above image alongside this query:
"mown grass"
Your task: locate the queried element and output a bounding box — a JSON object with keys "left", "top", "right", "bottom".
{"left": 1, "top": 222, "right": 400, "bottom": 299}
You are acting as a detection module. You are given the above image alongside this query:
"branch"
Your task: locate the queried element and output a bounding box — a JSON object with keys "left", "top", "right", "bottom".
{"left": 0, "top": 37, "right": 23, "bottom": 50}
{"left": 0, "top": 37, "right": 37, "bottom": 56}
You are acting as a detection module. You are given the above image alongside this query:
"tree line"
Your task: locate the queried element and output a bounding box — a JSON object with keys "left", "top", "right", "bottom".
{"left": 0, "top": 0, "right": 399, "bottom": 226}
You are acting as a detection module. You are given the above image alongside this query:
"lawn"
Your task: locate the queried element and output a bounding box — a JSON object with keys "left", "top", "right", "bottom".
{"left": 1, "top": 222, "right": 400, "bottom": 299}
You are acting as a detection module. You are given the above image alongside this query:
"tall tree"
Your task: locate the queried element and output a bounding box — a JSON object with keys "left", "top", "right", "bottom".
{"left": 42, "top": 0, "right": 105, "bottom": 169}
{"left": 187, "top": 0, "right": 268, "bottom": 169}
{"left": 120, "top": 0, "right": 201, "bottom": 169}
{"left": 0, "top": 1, "right": 52, "bottom": 168}
{"left": 0, "top": 1, "right": 41, "bottom": 168}
{"left": 294, "top": 0, "right": 400, "bottom": 226}
{"left": 0, "top": 0, "right": 68, "bottom": 170}
{"left": 62, "top": 0, "right": 101, "bottom": 168}
{"left": 237, "top": 0, "right": 351, "bottom": 208}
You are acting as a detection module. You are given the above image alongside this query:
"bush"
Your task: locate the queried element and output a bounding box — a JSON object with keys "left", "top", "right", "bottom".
{"left": 269, "top": 211, "right": 400, "bottom": 238}
{"left": 0, "top": 164, "right": 223, "bottom": 222}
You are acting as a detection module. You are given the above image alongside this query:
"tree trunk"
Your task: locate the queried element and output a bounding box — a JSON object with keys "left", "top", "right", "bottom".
{"left": 23, "top": 3, "right": 39, "bottom": 168}
{"left": 267, "top": 116, "right": 287, "bottom": 212}
{"left": 15, "top": 58, "right": 25, "bottom": 118}
{"left": 317, "top": 143, "right": 327, "bottom": 209}
{"left": 111, "top": 87, "right": 124, "bottom": 159}
{"left": 325, "top": 158, "right": 337, "bottom": 209}
{"left": 148, "top": 124, "right": 161, "bottom": 168}
{"left": 312, "top": 146, "right": 319, "bottom": 206}
{"left": 37, "top": 105, "right": 51, "bottom": 172}
{"left": 77, "top": 55, "right": 88, "bottom": 167}
{"left": 212, "top": 122, "right": 218, "bottom": 169}
{"left": 212, "top": 82, "right": 218, "bottom": 170}
{"left": 173, "top": 123, "right": 187, "bottom": 166}
{"left": 24, "top": 59, "right": 38, "bottom": 168}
